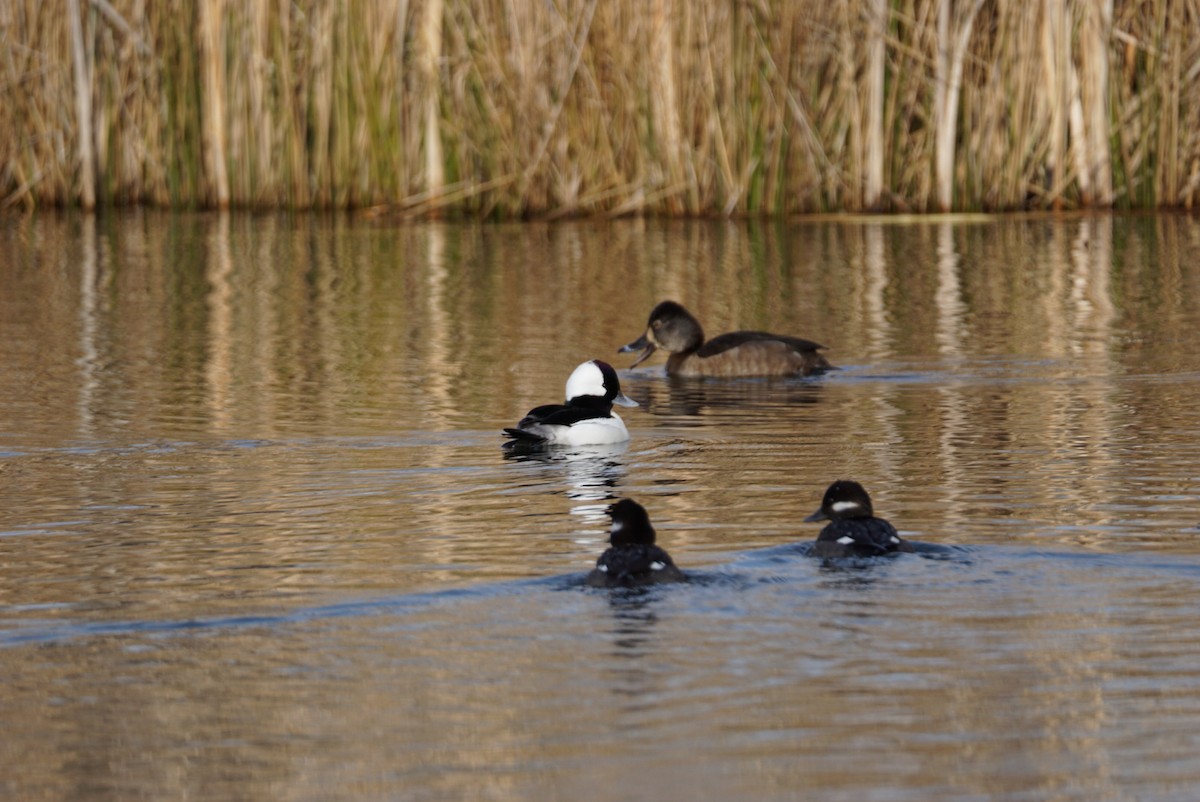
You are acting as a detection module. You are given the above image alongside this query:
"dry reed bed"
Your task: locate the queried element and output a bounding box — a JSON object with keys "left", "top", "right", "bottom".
{"left": 1, "top": 0, "right": 1198, "bottom": 213}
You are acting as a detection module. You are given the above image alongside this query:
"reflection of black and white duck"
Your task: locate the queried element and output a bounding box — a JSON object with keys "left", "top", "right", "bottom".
{"left": 586, "top": 499, "right": 686, "bottom": 588}
{"left": 502, "top": 442, "right": 628, "bottom": 527}
{"left": 503, "top": 360, "right": 638, "bottom": 448}
{"left": 619, "top": 301, "right": 832, "bottom": 378}
{"left": 805, "top": 480, "right": 914, "bottom": 558}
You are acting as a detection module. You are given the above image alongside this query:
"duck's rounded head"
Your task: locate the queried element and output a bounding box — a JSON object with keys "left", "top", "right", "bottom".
{"left": 607, "top": 498, "right": 656, "bottom": 547}
{"left": 618, "top": 301, "right": 705, "bottom": 367}
{"left": 565, "top": 359, "right": 638, "bottom": 408}
{"left": 804, "top": 480, "right": 875, "bottom": 522}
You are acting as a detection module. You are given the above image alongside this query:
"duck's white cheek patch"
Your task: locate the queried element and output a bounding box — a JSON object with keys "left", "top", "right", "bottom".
{"left": 831, "top": 501, "right": 860, "bottom": 513}
{"left": 598, "top": 564, "right": 608, "bottom": 572}
{"left": 611, "top": 521, "right": 624, "bottom": 534}
{"left": 650, "top": 561, "right": 665, "bottom": 571}
{"left": 836, "top": 536, "right": 855, "bottom": 545}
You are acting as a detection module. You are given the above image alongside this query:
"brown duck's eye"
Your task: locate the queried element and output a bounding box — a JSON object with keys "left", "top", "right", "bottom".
{"left": 651, "top": 320, "right": 661, "bottom": 330}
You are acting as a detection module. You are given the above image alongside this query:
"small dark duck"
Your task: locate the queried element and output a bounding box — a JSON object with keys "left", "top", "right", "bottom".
{"left": 586, "top": 498, "right": 686, "bottom": 588}
{"left": 619, "top": 300, "right": 832, "bottom": 378}
{"left": 805, "top": 480, "right": 914, "bottom": 558}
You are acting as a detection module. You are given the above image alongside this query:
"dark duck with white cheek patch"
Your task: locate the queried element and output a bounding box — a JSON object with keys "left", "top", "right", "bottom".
{"left": 805, "top": 480, "right": 914, "bottom": 558}
{"left": 503, "top": 359, "right": 638, "bottom": 448}
{"left": 586, "top": 499, "right": 686, "bottom": 588}
{"left": 619, "top": 300, "right": 832, "bottom": 378}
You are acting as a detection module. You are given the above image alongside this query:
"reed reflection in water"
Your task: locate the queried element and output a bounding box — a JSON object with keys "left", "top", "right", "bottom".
{"left": 2, "top": 213, "right": 1200, "bottom": 801}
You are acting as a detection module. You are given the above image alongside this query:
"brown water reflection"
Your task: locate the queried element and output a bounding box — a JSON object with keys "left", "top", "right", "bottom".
{"left": 5, "top": 214, "right": 1199, "bottom": 430}
{"left": 2, "top": 212, "right": 1200, "bottom": 800}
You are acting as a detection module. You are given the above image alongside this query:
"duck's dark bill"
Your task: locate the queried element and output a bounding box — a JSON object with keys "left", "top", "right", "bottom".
{"left": 619, "top": 334, "right": 656, "bottom": 368}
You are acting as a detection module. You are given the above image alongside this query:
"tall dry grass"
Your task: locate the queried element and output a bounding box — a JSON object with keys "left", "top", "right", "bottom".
{"left": 1, "top": 0, "right": 1198, "bottom": 213}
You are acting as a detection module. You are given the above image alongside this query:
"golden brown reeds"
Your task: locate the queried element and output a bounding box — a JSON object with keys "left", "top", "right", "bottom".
{"left": 1, "top": 0, "right": 1198, "bottom": 214}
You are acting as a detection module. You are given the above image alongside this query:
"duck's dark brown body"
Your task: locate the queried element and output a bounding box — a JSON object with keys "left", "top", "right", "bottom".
{"left": 621, "top": 301, "right": 832, "bottom": 378}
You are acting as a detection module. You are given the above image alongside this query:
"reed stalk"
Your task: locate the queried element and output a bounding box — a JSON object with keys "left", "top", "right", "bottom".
{"left": 1077, "top": 0, "right": 1113, "bottom": 205}
{"left": 419, "top": 0, "right": 444, "bottom": 205}
{"left": 1042, "top": 0, "right": 1069, "bottom": 208}
{"left": 199, "top": 0, "right": 229, "bottom": 208}
{"left": 67, "top": 0, "right": 95, "bottom": 209}
{"left": 934, "top": 0, "right": 982, "bottom": 212}
{"left": 864, "top": 0, "right": 886, "bottom": 210}
{"left": 1, "top": 0, "right": 1198, "bottom": 213}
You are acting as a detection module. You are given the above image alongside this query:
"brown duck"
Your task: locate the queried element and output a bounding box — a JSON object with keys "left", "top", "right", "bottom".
{"left": 619, "top": 301, "right": 832, "bottom": 378}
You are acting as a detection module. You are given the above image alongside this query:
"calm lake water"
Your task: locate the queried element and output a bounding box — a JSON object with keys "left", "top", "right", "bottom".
{"left": 2, "top": 212, "right": 1200, "bottom": 800}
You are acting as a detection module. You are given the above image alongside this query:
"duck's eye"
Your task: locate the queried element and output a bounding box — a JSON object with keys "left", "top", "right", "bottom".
{"left": 651, "top": 320, "right": 661, "bottom": 330}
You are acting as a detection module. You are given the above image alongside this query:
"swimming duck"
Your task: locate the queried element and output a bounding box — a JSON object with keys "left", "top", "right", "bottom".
{"left": 503, "top": 360, "right": 638, "bottom": 447}
{"left": 586, "top": 498, "right": 686, "bottom": 587}
{"left": 619, "top": 300, "right": 832, "bottom": 378}
{"left": 805, "top": 480, "right": 914, "bottom": 558}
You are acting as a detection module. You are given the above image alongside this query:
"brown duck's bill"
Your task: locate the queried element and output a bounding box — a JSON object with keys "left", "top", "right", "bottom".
{"left": 618, "top": 333, "right": 656, "bottom": 368}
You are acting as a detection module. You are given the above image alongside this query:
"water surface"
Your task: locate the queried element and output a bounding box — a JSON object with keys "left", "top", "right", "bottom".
{"left": 2, "top": 213, "right": 1200, "bottom": 800}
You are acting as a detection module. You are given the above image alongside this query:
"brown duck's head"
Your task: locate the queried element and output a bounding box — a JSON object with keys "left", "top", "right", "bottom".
{"left": 618, "top": 301, "right": 705, "bottom": 367}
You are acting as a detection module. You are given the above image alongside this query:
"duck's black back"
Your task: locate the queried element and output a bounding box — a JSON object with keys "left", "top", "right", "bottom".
{"left": 813, "top": 517, "right": 912, "bottom": 558}
{"left": 586, "top": 544, "right": 685, "bottom": 587}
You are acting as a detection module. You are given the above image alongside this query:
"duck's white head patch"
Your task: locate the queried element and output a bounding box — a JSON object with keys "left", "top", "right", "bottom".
{"left": 565, "top": 361, "right": 607, "bottom": 400}
{"left": 831, "top": 500, "right": 861, "bottom": 514}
